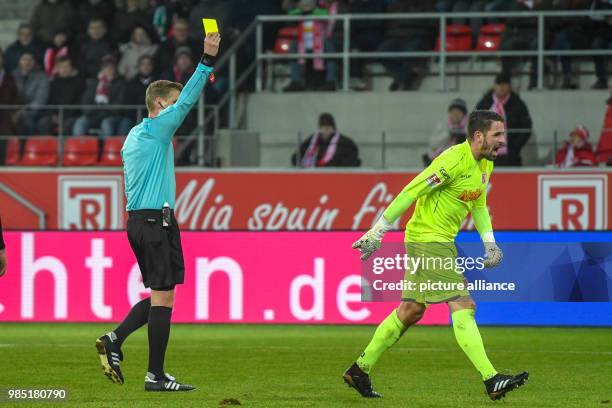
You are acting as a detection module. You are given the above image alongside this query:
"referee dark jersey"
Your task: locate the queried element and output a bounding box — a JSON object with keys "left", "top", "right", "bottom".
{"left": 121, "top": 62, "right": 213, "bottom": 290}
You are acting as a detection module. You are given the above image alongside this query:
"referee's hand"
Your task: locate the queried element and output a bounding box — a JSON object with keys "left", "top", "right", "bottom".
{"left": 0, "top": 250, "right": 6, "bottom": 277}
{"left": 204, "top": 32, "right": 221, "bottom": 57}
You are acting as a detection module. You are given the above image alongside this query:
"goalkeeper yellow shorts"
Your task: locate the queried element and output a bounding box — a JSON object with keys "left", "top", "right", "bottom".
{"left": 401, "top": 242, "right": 469, "bottom": 304}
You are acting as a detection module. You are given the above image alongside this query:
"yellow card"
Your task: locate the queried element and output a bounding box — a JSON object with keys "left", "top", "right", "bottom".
{"left": 202, "top": 18, "right": 219, "bottom": 34}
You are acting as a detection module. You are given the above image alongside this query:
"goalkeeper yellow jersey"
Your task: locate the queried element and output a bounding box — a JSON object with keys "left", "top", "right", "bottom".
{"left": 383, "top": 140, "right": 494, "bottom": 242}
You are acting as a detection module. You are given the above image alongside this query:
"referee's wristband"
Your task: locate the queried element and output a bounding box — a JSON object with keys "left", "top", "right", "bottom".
{"left": 200, "top": 54, "right": 216, "bottom": 67}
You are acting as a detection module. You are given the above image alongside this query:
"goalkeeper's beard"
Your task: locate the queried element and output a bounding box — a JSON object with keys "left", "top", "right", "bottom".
{"left": 480, "top": 138, "right": 499, "bottom": 161}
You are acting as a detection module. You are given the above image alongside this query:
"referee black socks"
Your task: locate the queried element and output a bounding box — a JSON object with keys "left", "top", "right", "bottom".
{"left": 148, "top": 306, "right": 173, "bottom": 378}
{"left": 113, "top": 297, "right": 151, "bottom": 346}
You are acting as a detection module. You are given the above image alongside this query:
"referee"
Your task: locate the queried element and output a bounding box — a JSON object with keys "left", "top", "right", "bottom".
{"left": 95, "top": 32, "right": 221, "bottom": 392}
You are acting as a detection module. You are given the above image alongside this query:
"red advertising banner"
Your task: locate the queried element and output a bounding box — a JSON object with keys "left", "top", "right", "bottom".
{"left": 0, "top": 169, "right": 610, "bottom": 231}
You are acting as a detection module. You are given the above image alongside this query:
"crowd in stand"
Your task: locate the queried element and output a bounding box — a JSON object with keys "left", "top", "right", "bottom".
{"left": 0, "top": 0, "right": 611, "bottom": 167}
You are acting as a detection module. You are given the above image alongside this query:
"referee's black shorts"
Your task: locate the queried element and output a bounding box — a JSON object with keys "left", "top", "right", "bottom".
{"left": 127, "top": 209, "right": 185, "bottom": 290}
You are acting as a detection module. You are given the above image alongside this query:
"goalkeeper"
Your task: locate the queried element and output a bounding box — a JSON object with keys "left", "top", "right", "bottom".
{"left": 343, "top": 110, "right": 528, "bottom": 401}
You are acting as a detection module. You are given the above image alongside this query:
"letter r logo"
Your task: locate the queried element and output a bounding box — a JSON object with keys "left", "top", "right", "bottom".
{"left": 538, "top": 175, "right": 607, "bottom": 230}
{"left": 58, "top": 176, "right": 124, "bottom": 230}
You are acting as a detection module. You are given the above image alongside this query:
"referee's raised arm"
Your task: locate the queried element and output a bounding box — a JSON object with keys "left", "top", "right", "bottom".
{"left": 149, "top": 32, "right": 221, "bottom": 140}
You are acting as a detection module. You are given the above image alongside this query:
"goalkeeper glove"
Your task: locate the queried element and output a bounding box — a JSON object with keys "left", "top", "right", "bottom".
{"left": 482, "top": 232, "right": 503, "bottom": 268}
{"left": 352, "top": 216, "right": 392, "bottom": 261}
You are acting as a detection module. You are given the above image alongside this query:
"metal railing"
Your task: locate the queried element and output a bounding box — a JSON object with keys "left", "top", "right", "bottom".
{"left": 0, "top": 182, "right": 46, "bottom": 228}
{"left": 255, "top": 10, "right": 612, "bottom": 92}
{"left": 287, "top": 128, "right": 611, "bottom": 168}
{"left": 0, "top": 103, "right": 221, "bottom": 166}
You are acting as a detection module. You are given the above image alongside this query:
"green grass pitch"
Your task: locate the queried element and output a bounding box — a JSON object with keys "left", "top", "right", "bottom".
{"left": 1, "top": 323, "right": 611, "bottom": 407}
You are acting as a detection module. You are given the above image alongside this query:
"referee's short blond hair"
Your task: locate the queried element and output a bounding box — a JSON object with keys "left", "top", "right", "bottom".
{"left": 145, "top": 80, "right": 183, "bottom": 112}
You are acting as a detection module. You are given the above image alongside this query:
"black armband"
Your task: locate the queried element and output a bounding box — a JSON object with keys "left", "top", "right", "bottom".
{"left": 200, "top": 54, "right": 216, "bottom": 67}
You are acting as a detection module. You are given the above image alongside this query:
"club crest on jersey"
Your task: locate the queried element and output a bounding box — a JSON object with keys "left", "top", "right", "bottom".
{"left": 426, "top": 173, "right": 442, "bottom": 188}
{"left": 482, "top": 172, "right": 487, "bottom": 184}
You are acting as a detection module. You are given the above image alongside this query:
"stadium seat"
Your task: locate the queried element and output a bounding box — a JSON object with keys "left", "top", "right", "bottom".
{"left": 435, "top": 24, "right": 472, "bottom": 52}
{"left": 5, "top": 137, "right": 20, "bottom": 165}
{"left": 63, "top": 136, "right": 99, "bottom": 166}
{"left": 476, "top": 23, "right": 505, "bottom": 52}
{"left": 99, "top": 136, "right": 125, "bottom": 166}
{"left": 19, "top": 136, "right": 58, "bottom": 166}
{"left": 274, "top": 26, "right": 298, "bottom": 54}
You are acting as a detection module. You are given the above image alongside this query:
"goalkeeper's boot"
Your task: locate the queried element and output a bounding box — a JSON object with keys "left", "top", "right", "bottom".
{"left": 95, "top": 333, "right": 124, "bottom": 385}
{"left": 484, "top": 371, "right": 529, "bottom": 400}
{"left": 342, "top": 363, "right": 382, "bottom": 398}
{"left": 144, "top": 372, "right": 196, "bottom": 392}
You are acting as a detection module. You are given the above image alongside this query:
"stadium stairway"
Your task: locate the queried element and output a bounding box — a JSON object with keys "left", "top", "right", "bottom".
{"left": 244, "top": 90, "right": 608, "bottom": 168}
{"left": 0, "top": 0, "right": 38, "bottom": 48}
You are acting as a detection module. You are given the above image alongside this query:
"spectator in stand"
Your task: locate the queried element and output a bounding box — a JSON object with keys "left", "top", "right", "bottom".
{"left": 111, "top": 0, "right": 153, "bottom": 44}
{"left": 13, "top": 52, "right": 49, "bottom": 135}
{"left": 499, "top": 0, "right": 567, "bottom": 89}
{"left": 377, "top": 0, "right": 438, "bottom": 91}
{"left": 159, "top": 47, "right": 197, "bottom": 139}
{"left": 154, "top": 18, "right": 200, "bottom": 76}
{"left": 76, "top": 0, "right": 115, "bottom": 33}
{"left": 30, "top": 0, "right": 75, "bottom": 44}
{"left": 595, "top": 79, "right": 612, "bottom": 163}
{"left": 118, "top": 25, "right": 158, "bottom": 80}
{"left": 123, "top": 55, "right": 155, "bottom": 126}
{"left": 79, "top": 19, "right": 116, "bottom": 79}
{"left": 292, "top": 113, "right": 361, "bottom": 167}
{"left": 284, "top": 0, "right": 338, "bottom": 91}
{"left": 549, "top": 0, "right": 592, "bottom": 89}
{"left": 43, "top": 30, "right": 79, "bottom": 78}
{"left": 475, "top": 74, "right": 532, "bottom": 166}
{"left": 436, "top": 1, "right": 500, "bottom": 47}
{"left": 38, "top": 56, "right": 85, "bottom": 135}
{"left": 423, "top": 97, "right": 468, "bottom": 166}
{"left": 3, "top": 23, "right": 45, "bottom": 73}
{"left": 73, "top": 55, "right": 128, "bottom": 138}
{"left": 160, "top": 46, "right": 194, "bottom": 83}
{"left": 555, "top": 125, "right": 597, "bottom": 167}
{"left": 342, "top": 0, "right": 387, "bottom": 90}
{"left": 188, "top": 0, "right": 229, "bottom": 41}
{"left": 0, "top": 49, "right": 19, "bottom": 163}
{"left": 591, "top": 0, "right": 612, "bottom": 89}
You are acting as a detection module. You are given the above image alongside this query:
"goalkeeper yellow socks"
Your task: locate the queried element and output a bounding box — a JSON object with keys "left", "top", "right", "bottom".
{"left": 356, "top": 310, "right": 407, "bottom": 374}
{"left": 452, "top": 309, "right": 497, "bottom": 381}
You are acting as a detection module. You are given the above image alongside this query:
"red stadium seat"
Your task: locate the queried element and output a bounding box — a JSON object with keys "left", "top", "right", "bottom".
{"left": 278, "top": 26, "right": 298, "bottom": 38}
{"left": 476, "top": 23, "right": 505, "bottom": 52}
{"left": 63, "top": 136, "right": 99, "bottom": 166}
{"left": 19, "top": 136, "right": 58, "bottom": 166}
{"left": 99, "top": 136, "right": 125, "bottom": 166}
{"left": 435, "top": 24, "right": 472, "bottom": 52}
{"left": 5, "top": 137, "right": 20, "bottom": 165}
{"left": 274, "top": 37, "right": 294, "bottom": 54}
{"left": 274, "top": 26, "right": 298, "bottom": 54}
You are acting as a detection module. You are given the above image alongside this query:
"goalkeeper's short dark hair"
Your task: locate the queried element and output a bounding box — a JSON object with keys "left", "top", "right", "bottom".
{"left": 467, "top": 110, "right": 504, "bottom": 139}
